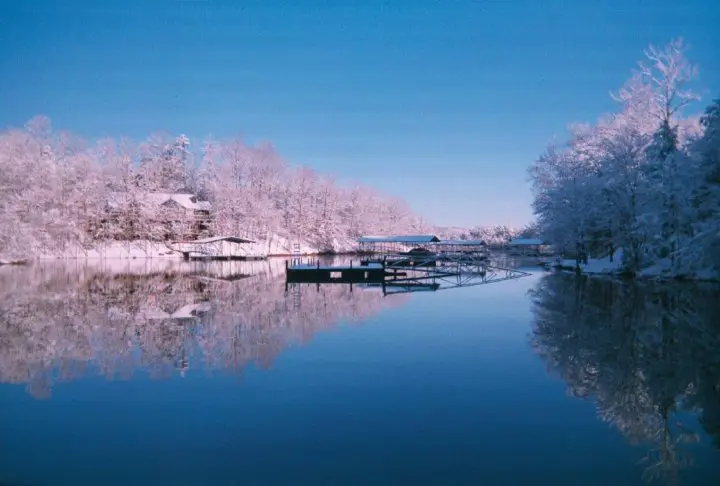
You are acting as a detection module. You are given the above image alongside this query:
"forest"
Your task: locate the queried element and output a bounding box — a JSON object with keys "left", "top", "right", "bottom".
{"left": 529, "top": 39, "right": 720, "bottom": 278}
{"left": 0, "top": 112, "right": 536, "bottom": 260}
{"left": 0, "top": 119, "right": 426, "bottom": 259}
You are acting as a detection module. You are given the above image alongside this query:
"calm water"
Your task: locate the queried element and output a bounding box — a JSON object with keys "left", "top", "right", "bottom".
{"left": 1, "top": 258, "right": 719, "bottom": 486}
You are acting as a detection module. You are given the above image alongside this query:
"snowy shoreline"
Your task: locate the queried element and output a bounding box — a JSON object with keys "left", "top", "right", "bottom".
{"left": 0, "top": 236, "right": 363, "bottom": 266}
{"left": 547, "top": 251, "right": 720, "bottom": 283}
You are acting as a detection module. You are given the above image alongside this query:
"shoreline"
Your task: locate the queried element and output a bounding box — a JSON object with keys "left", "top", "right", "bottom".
{"left": 547, "top": 262, "right": 720, "bottom": 284}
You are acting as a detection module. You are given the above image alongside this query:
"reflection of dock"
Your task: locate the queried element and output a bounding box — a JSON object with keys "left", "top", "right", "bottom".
{"left": 361, "top": 282, "right": 441, "bottom": 295}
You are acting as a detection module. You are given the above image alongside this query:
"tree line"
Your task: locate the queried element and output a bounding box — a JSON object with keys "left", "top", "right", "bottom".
{"left": 529, "top": 39, "right": 720, "bottom": 276}
{"left": 0, "top": 119, "right": 426, "bottom": 258}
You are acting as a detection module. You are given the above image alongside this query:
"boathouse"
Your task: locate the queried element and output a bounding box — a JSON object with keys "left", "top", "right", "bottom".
{"left": 507, "top": 238, "right": 550, "bottom": 256}
{"left": 357, "top": 235, "right": 441, "bottom": 254}
{"left": 172, "top": 236, "right": 258, "bottom": 260}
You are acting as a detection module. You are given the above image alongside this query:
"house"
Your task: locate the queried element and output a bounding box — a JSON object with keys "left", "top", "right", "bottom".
{"left": 102, "top": 192, "right": 213, "bottom": 240}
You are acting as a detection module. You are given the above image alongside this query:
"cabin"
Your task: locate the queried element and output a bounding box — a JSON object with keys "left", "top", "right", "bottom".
{"left": 103, "top": 192, "right": 212, "bottom": 240}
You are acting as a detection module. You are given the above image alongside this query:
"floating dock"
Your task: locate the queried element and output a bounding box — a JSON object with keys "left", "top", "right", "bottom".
{"left": 285, "top": 261, "right": 407, "bottom": 283}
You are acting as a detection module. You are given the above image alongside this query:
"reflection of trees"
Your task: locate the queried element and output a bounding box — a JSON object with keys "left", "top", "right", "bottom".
{"left": 530, "top": 274, "right": 720, "bottom": 484}
{"left": 0, "top": 259, "right": 407, "bottom": 398}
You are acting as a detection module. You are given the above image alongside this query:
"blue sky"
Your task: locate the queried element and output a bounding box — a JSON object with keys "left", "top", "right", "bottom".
{"left": 1, "top": 0, "right": 718, "bottom": 227}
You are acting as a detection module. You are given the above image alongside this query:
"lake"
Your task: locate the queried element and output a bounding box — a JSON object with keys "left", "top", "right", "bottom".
{"left": 1, "top": 257, "right": 719, "bottom": 486}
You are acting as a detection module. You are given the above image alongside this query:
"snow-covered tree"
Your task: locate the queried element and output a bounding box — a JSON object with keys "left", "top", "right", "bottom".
{"left": 0, "top": 115, "right": 427, "bottom": 259}
{"left": 529, "top": 38, "right": 715, "bottom": 277}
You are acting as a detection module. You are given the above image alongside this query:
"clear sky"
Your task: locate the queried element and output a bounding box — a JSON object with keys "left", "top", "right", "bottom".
{"left": 1, "top": 0, "right": 718, "bottom": 227}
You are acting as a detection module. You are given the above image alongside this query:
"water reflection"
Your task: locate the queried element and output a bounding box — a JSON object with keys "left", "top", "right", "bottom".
{"left": 0, "top": 258, "right": 408, "bottom": 399}
{"left": 529, "top": 273, "right": 720, "bottom": 484}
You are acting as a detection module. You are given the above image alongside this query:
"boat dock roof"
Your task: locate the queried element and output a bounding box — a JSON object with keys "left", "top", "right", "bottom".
{"left": 433, "top": 239, "right": 487, "bottom": 246}
{"left": 508, "top": 238, "right": 544, "bottom": 246}
{"left": 357, "top": 235, "right": 440, "bottom": 244}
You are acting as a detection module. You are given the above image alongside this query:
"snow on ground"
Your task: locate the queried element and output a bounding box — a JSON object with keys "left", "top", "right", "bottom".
{"left": 552, "top": 249, "right": 719, "bottom": 281}
{"left": 554, "top": 249, "right": 624, "bottom": 275}
{"left": 36, "top": 241, "right": 182, "bottom": 261}
{"left": 238, "top": 234, "right": 358, "bottom": 257}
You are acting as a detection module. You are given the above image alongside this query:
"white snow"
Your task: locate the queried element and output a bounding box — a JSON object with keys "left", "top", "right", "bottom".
{"left": 37, "top": 240, "right": 182, "bottom": 261}
{"left": 555, "top": 249, "right": 624, "bottom": 275}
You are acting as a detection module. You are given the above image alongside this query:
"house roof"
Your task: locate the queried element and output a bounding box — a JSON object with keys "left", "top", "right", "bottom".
{"left": 357, "top": 235, "right": 441, "bottom": 244}
{"left": 150, "top": 193, "right": 212, "bottom": 211}
{"left": 508, "top": 238, "right": 545, "bottom": 246}
{"left": 107, "top": 192, "right": 211, "bottom": 211}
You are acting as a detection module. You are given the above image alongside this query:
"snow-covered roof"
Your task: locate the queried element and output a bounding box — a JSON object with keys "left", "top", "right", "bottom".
{"left": 508, "top": 238, "right": 545, "bottom": 246}
{"left": 435, "top": 239, "right": 487, "bottom": 246}
{"left": 173, "top": 236, "right": 255, "bottom": 244}
{"left": 108, "top": 192, "right": 211, "bottom": 211}
{"left": 150, "top": 193, "right": 212, "bottom": 211}
{"left": 357, "top": 235, "right": 440, "bottom": 244}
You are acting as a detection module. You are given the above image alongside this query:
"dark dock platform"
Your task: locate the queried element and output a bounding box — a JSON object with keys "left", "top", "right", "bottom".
{"left": 286, "top": 261, "right": 403, "bottom": 284}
